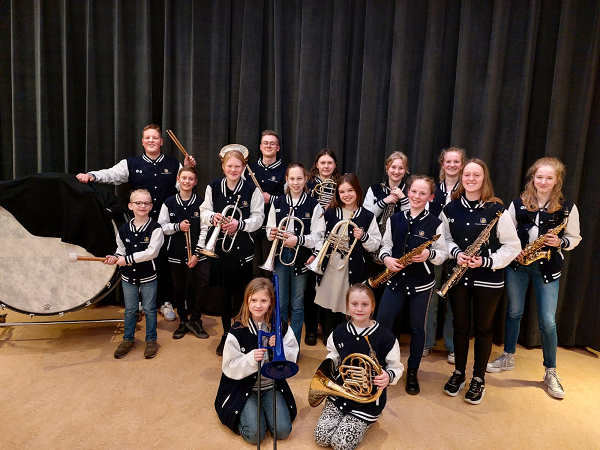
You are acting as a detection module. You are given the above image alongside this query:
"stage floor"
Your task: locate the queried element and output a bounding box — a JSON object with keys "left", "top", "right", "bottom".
{"left": 1, "top": 305, "right": 598, "bottom": 449}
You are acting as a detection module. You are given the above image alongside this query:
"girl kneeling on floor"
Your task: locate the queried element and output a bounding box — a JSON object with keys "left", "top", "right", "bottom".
{"left": 314, "top": 284, "right": 403, "bottom": 450}
{"left": 215, "top": 277, "right": 299, "bottom": 444}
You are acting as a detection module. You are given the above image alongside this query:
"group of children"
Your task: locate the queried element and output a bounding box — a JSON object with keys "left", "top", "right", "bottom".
{"left": 78, "top": 125, "right": 580, "bottom": 448}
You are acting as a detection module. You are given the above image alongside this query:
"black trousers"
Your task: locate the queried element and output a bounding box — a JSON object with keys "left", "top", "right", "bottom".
{"left": 169, "top": 259, "right": 210, "bottom": 322}
{"left": 252, "top": 228, "right": 273, "bottom": 279}
{"left": 449, "top": 285, "right": 503, "bottom": 380}
{"left": 303, "top": 271, "right": 320, "bottom": 334}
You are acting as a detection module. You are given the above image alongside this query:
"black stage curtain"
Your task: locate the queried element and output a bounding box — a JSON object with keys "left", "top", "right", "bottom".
{"left": 1, "top": 1, "right": 599, "bottom": 350}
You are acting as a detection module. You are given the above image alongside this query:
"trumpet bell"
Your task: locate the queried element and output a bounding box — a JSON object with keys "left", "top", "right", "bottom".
{"left": 261, "top": 359, "right": 299, "bottom": 380}
{"left": 305, "top": 258, "right": 324, "bottom": 275}
{"left": 259, "top": 259, "right": 275, "bottom": 272}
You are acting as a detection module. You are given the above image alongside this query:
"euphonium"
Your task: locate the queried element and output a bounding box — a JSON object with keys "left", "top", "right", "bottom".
{"left": 306, "top": 212, "right": 357, "bottom": 274}
{"left": 312, "top": 178, "right": 337, "bottom": 208}
{"left": 257, "top": 272, "right": 299, "bottom": 380}
{"left": 516, "top": 213, "right": 569, "bottom": 265}
{"left": 308, "top": 336, "right": 383, "bottom": 407}
{"left": 260, "top": 208, "right": 305, "bottom": 272}
{"left": 199, "top": 195, "right": 242, "bottom": 258}
{"left": 368, "top": 234, "right": 441, "bottom": 288}
{"left": 437, "top": 211, "right": 502, "bottom": 298}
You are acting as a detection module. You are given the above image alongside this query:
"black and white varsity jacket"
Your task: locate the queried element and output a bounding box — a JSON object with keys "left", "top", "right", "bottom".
{"left": 363, "top": 180, "right": 409, "bottom": 221}
{"left": 158, "top": 193, "right": 207, "bottom": 265}
{"left": 325, "top": 321, "right": 403, "bottom": 423}
{"left": 378, "top": 210, "right": 448, "bottom": 295}
{"left": 266, "top": 192, "right": 326, "bottom": 276}
{"left": 428, "top": 180, "right": 459, "bottom": 218}
{"left": 200, "top": 177, "right": 264, "bottom": 265}
{"left": 248, "top": 157, "right": 286, "bottom": 228}
{"left": 316, "top": 207, "right": 382, "bottom": 285}
{"left": 88, "top": 152, "right": 181, "bottom": 220}
{"left": 507, "top": 198, "right": 581, "bottom": 283}
{"left": 215, "top": 319, "right": 299, "bottom": 433}
{"left": 441, "top": 197, "right": 521, "bottom": 289}
{"left": 115, "top": 217, "right": 164, "bottom": 284}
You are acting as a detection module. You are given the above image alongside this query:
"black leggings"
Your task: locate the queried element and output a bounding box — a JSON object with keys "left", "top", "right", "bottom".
{"left": 449, "top": 285, "right": 503, "bottom": 380}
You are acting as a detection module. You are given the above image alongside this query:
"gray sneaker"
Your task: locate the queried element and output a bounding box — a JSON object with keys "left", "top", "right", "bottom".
{"left": 447, "top": 352, "right": 455, "bottom": 365}
{"left": 422, "top": 347, "right": 431, "bottom": 357}
{"left": 114, "top": 340, "right": 134, "bottom": 359}
{"left": 159, "top": 302, "right": 176, "bottom": 321}
{"left": 486, "top": 352, "right": 514, "bottom": 373}
{"left": 544, "top": 368, "right": 565, "bottom": 399}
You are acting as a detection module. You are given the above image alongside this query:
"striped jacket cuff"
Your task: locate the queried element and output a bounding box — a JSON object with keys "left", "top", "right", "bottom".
{"left": 560, "top": 237, "right": 569, "bottom": 249}
{"left": 298, "top": 235, "right": 305, "bottom": 247}
{"left": 376, "top": 199, "right": 387, "bottom": 209}
{"left": 451, "top": 247, "right": 461, "bottom": 258}
{"left": 360, "top": 231, "right": 369, "bottom": 242}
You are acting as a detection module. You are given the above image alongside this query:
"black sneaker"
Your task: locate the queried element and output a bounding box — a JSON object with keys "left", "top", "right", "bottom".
{"left": 443, "top": 370, "right": 466, "bottom": 397}
{"left": 173, "top": 322, "right": 188, "bottom": 339}
{"left": 405, "top": 368, "right": 420, "bottom": 395}
{"left": 464, "top": 377, "right": 486, "bottom": 405}
{"left": 186, "top": 320, "right": 209, "bottom": 339}
{"left": 216, "top": 335, "right": 227, "bottom": 356}
{"left": 114, "top": 340, "right": 134, "bottom": 359}
{"left": 305, "top": 332, "right": 317, "bottom": 346}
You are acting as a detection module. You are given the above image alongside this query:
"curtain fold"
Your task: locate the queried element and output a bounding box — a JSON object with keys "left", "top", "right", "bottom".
{"left": 1, "top": 0, "right": 599, "bottom": 349}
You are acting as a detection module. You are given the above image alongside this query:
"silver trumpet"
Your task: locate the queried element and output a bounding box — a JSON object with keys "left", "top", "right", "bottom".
{"left": 199, "top": 195, "right": 242, "bottom": 258}
{"left": 306, "top": 212, "right": 358, "bottom": 275}
{"left": 260, "top": 208, "right": 304, "bottom": 272}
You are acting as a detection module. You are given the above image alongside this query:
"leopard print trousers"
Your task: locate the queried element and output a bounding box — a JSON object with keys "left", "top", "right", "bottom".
{"left": 314, "top": 399, "right": 369, "bottom": 450}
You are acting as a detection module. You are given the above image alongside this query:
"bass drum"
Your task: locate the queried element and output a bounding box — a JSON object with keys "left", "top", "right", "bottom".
{"left": 0, "top": 173, "right": 130, "bottom": 316}
{"left": 0, "top": 206, "right": 120, "bottom": 315}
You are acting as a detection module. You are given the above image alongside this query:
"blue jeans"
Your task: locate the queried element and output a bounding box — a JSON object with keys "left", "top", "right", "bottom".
{"left": 377, "top": 284, "right": 433, "bottom": 369}
{"left": 275, "top": 248, "right": 308, "bottom": 345}
{"left": 122, "top": 280, "right": 157, "bottom": 342}
{"left": 237, "top": 387, "right": 292, "bottom": 444}
{"left": 504, "top": 264, "right": 559, "bottom": 368}
{"left": 424, "top": 264, "right": 454, "bottom": 351}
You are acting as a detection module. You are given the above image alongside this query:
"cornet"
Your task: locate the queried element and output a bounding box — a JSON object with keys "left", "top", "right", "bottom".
{"left": 259, "top": 208, "right": 305, "bottom": 272}
{"left": 306, "top": 212, "right": 358, "bottom": 275}
{"left": 199, "top": 195, "right": 242, "bottom": 258}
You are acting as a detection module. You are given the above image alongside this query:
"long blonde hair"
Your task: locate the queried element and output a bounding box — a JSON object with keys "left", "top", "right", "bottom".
{"left": 451, "top": 158, "right": 502, "bottom": 205}
{"left": 234, "top": 278, "right": 275, "bottom": 328}
{"left": 438, "top": 147, "right": 467, "bottom": 181}
{"left": 520, "top": 157, "right": 565, "bottom": 213}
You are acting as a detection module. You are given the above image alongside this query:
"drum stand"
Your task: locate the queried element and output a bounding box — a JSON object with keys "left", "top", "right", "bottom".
{"left": 0, "top": 305, "right": 124, "bottom": 327}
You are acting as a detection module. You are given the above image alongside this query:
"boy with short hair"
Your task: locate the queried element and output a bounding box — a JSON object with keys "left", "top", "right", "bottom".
{"left": 105, "top": 189, "right": 164, "bottom": 359}
{"left": 158, "top": 166, "right": 210, "bottom": 339}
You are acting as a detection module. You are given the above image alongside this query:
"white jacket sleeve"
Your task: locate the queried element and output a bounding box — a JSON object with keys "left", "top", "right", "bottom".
{"left": 485, "top": 213, "right": 522, "bottom": 270}
{"left": 200, "top": 185, "right": 215, "bottom": 227}
{"left": 222, "top": 333, "right": 260, "bottom": 380}
{"left": 299, "top": 204, "right": 326, "bottom": 249}
{"left": 128, "top": 227, "right": 164, "bottom": 264}
{"left": 158, "top": 204, "right": 177, "bottom": 235}
{"left": 359, "top": 215, "right": 382, "bottom": 253}
{"left": 383, "top": 340, "right": 404, "bottom": 386}
{"left": 561, "top": 204, "right": 582, "bottom": 250}
{"left": 282, "top": 327, "right": 299, "bottom": 363}
{"left": 238, "top": 188, "right": 265, "bottom": 233}
{"left": 428, "top": 223, "right": 449, "bottom": 265}
{"left": 88, "top": 159, "right": 130, "bottom": 185}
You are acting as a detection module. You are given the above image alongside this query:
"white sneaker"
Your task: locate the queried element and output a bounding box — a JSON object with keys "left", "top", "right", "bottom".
{"left": 160, "top": 302, "right": 176, "bottom": 321}
{"left": 486, "top": 352, "right": 514, "bottom": 373}
{"left": 544, "top": 368, "right": 565, "bottom": 399}
{"left": 447, "top": 352, "right": 455, "bottom": 364}
{"left": 422, "top": 347, "right": 431, "bottom": 357}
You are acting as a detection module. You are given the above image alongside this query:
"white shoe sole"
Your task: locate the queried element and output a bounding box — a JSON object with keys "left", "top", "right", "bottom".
{"left": 464, "top": 387, "right": 486, "bottom": 405}
{"left": 444, "top": 380, "right": 466, "bottom": 397}
{"left": 486, "top": 364, "right": 514, "bottom": 373}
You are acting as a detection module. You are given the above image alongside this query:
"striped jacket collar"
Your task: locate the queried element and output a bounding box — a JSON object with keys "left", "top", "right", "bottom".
{"left": 383, "top": 179, "right": 406, "bottom": 193}
{"left": 176, "top": 193, "right": 197, "bottom": 206}
{"left": 334, "top": 206, "right": 364, "bottom": 220}
{"left": 347, "top": 320, "right": 380, "bottom": 337}
{"left": 142, "top": 153, "right": 165, "bottom": 164}
{"left": 438, "top": 180, "right": 459, "bottom": 194}
{"left": 403, "top": 209, "right": 430, "bottom": 221}
{"left": 285, "top": 192, "right": 308, "bottom": 208}
{"left": 258, "top": 158, "right": 283, "bottom": 169}
{"left": 460, "top": 195, "right": 485, "bottom": 209}
{"left": 220, "top": 177, "right": 245, "bottom": 196}
{"left": 129, "top": 217, "right": 153, "bottom": 233}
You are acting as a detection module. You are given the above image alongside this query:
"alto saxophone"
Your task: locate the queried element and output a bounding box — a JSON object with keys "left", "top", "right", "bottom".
{"left": 516, "top": 213, "right": 569, "bottom": 265}
{"left": 437, "top": 211, "right": 503, "bottom": 298}
{"left": 368, "top": 235, "right": 441, "bottom": 288}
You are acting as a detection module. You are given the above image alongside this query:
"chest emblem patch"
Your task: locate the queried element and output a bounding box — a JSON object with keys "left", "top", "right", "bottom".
{"left": 144, "top": 237, "right": 149, "bottom": 242}
{"left": 480, "top": 218, "right": 487, "bottom": 224}
{"left": 242, "top": 200, "right": 249, "bottom": 207}
{"left": 305, "top": 212, "right": 311, "bottom": 218}
{"left": 419, "top": 230, "right": 425, "bottom": 236}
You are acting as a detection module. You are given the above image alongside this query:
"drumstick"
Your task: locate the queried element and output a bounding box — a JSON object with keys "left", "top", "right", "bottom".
{"left": 68, "top": 253, "right": 107, "bottom": 263}
{"left": 166, "top": 129, "right": 189, "bottom": 158}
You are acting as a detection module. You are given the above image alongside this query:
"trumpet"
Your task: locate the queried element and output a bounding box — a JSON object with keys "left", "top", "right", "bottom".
{"left": 260, "top": 208, "right": 305, "bottom": 272}
{"left": 306, "top": 212, "right": 357, "bottom": 275}
{"left": 312, "top": 178, "right": 337, "bottom": 208}
{"left": 199, "top": 195, "right": 242, "bottom": 258}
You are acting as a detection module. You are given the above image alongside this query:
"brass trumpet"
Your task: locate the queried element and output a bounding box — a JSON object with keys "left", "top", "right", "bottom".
{"left": 312, "top": 178, "right": 337, "bottom": 208}
{"left": 199, "top": 195, "right": 242, "bottom": 258}
{"left": 259, "top": 208, "right": 305, "bottom": 272}
{"left": 306, "top": 212, "right": 358, "bottom": 275}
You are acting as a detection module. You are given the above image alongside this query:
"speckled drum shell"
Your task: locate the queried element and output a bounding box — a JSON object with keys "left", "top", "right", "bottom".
{"left": 0, "top": 206, "right": 120, "bottom": 315}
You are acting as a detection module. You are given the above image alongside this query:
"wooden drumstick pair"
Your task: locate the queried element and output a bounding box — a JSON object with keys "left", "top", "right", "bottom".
{"left": 68, "top": 253, "right": 106, "bottom": 262}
